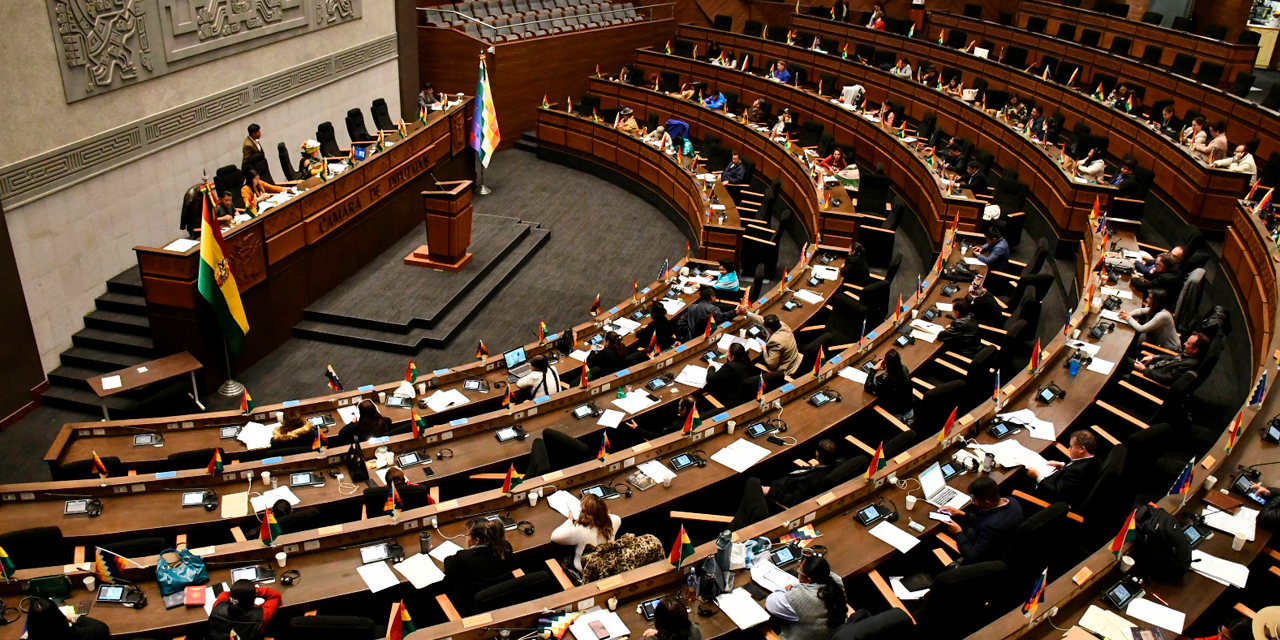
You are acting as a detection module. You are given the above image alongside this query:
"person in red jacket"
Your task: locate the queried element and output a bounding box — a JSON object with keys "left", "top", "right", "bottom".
{"left": 207, "top": 580, "right": 282, "bottom": 640}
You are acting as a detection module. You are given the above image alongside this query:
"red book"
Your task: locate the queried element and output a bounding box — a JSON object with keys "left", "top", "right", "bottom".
{"left": 184, "top": 586, "right": 206, "bottom": 607}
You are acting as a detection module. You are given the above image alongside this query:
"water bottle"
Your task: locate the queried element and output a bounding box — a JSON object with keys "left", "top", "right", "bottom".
{"left": 715, "top": 530, "right": 732, "bottom": 573}
{"left": 1069, "top": 358, "right": 1080, "bottom": 376}
{"left": 685, "top": 567, "right": 697, "bottom": 602}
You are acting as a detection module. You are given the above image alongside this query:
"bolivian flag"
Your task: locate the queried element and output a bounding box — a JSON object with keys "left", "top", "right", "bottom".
{"left": 502, "top": 464, "right": 523, "bottom": 492}
{"left": 91, "top": 451, "right": 109, "bottom": 479}
{"left": 406, "top": 360, "right": 418, "bottom": 382}
{"left": 411, "top": 410, "right": 426, "bottom": 438}
{"left": 590, "top": 293, "right": 602, "bottom": 315}
{"left": 1109, "top": 509, "right": 1137, "bottom": 556}
{"left": 240, "top": 389, "right": 254, "bottom": 413}
{"left": 260, "top": 510, "right": 282, "bottom": 546}
{"left": 1, "top": 546, "right": 16, "bottom": 580}
{"left": 207, "top": 448, "right": 224, "bottom": 474}
{"left": 387, "top": 600, "right": 416, "bottom": 640}
{"left": 681, "top": 406, "right": 701, "bottom": 435}
{"left": 197, "top": 194, "right": 250, "bottom": 355}
{"left": 539, "top": 318, "right": 549, "bottom": 340}
{"left": 668, "top": 525, "right": 694, "bottom": 566}
{"left": 866, "top": 441, "right": 885, "bottom": 480}
{"left": 938, "top": 407, "right": 958, "bottom": 443}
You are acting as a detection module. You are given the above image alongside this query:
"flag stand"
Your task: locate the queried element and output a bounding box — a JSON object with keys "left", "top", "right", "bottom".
{"left": 478, "top": 163, "right": 491, "bottom": 195}
{"left": 217, "top": 338, "right": 245, "bottom": 397}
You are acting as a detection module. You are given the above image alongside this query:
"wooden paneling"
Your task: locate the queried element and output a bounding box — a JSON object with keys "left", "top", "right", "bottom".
{"left": 418, "top": 19, "right": 673, "bottom": 150}
{"left": 0, "top": 199, "right": 46, "bottom": 430}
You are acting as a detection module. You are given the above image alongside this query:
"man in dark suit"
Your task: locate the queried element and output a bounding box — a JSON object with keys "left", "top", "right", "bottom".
{"left": 944, "top": 143, "right": 967, "bottom": 174}
{"left": 705, "top": 343, "right": 754, "bottom": 407}
{"left": 764, "top": 439, "right": 843, "bottom": 507}
{"left": 681, "top": 286, "right": 740, "bottom": 340}
{"left": 938, "top": 299, "right": 983, "bottom": 357}
{"left": 939, "top": 476, "right": 1025, "bottom": 564}
{"left": 1132, "top": 331, "right": 1208, "bottom": 385}
{"left": 841, "top": 242, "right": 871, "bottom": 286}
{"left": 722, "top": 152, "right": 748, "bottom": 185}
{"left": 968, "top": 284, "right": 1004, "bottom": 328}
{"left": 1108, "top": 158, "right": 1138, "bottom": 198}
{"left": 618, "top": 65, "right": 637, "bottom": 86}
{"left": 1131, "top": 253, "right": 1184, "bottom": 296}
{"left": 962, "top": 160, "right": 989, "bottom": 196}
{"left": 1027, "top": 430, "right": 1098, "bottom": 507}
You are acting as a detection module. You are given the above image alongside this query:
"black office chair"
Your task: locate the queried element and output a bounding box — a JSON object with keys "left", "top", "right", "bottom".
{"left": 214, "top": 164, "right": 245, "bottom": 209}
{"left": 712, "top": 13, "right": 732, "bottom": 30}
{"left": 1171, "top": 16, "right": 1194, "bottom": 32}
{"left": 1240, "top": 30, "right": 1263, "bottom": 46}
{"left": 658, "top": 70, "right": 680, "bottom": 93}
{"left": 766, "top": 23, "right": 788, "bottom": 42}
{"left": 277, "top": 142, "right": 300, "bottom": 182}
{"left": 99, "top": 537, "right": 168, "bottom": 559}
{"left": 345, "top": 108, "right": 375, "bottom": 143}
{"left": 0, "top": 527, "right": 71, "bottom": 569}
{"left": 1108, "top": 36, "right": 1132, "bottom": 57}
{"left": 1140, "top": 44, "right": 1163, "bottom": 66}
{"left": 1140, "top": 10, "right": 1163, "bottom": 24}
{"left": 240, "top": 507, "right": 321, "bottom": 541}
{"left": 370, "top": 98, "right": 396, "bottom": 131}
{"left": 316, "top": 122, "right": 344, "bottom": 158}
{"left": 1169, "top": 53, "right": 1197, "bottom": 77}
{"left": 912, "top": 562, "right": 1007, "bottom": 637}
{"left": 290, "top": 615, "right": 380, "bottom": 639}
{"left": 672, "top": 38, "right": 694, "bottom": 57}
{"left": 794, "top": 31, "right": 815, "bottom": 49}
{"left": 1004, "top": 46, "right": 1028, "bottom": 69}
{"left": 1196, "top": 62, "right": 1225, "bottom": 87}
{"left": 1202, "top": 23, "right": 1228, "bottom": 40}
{"left": 999, "top": 502, "right": 1072, "bottom": 602}
{"left": 856, "top": 173, "right": 892, "bottom": 217}
{"left": 1077, "top": 445, "right": 1131, "bottom": 546}
{"left": 476, "top": 571, "right": 554, "bottom": 611}
{"left": 998, "top": 11, "right": 1013, "bottom": 25}
{"left": 544, "top": 428, "right": 592, "bottom": 466}
{"left": 1258, "top": 151, "right": 1280, "bottom": 187}
{"left": 945, "top": 29, "right": 967, "bottom": 50}
{"left": 743, "top": 20, "right": 763, "bottom": 37}
{"left": 53, "top": 455, "right": 124, "bottom": 481}
{"left": 1054, "top": 23, "right": 1076, "bottom": 41}
{"left": 962, "top": 3, "right": 982, "bottom": 18}
{"left": 834, "top": 608, "right": 913, "bottom": 640}
{"left": 362, "top": 485, "right": 434, "bottom": 516}
{"left": 730, "top": 477, "right": 771, "bottom": 529}
{"left": 166, "top": 448, "right": 218, "bottom": 471}
{"left": 1230, "top": 72, "right": 1256, "bottom": 98}
{"left": 1024, "top": 16, "right": 1046, "bottom": 34}
{"left": 797, "top": 120, "right": 824, "bottom": 148}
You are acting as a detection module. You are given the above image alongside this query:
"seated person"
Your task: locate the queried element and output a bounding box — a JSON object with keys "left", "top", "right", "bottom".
{"left": 938, "top": 299, "right": 983, "bottom": 357}
{"left": 1026, "top": 430, "right": 1099, "bottom": 507}
{"left": 771, "top": 109, "right": 795, "bottom": 138}
{"left": 680, "top": 286, "right": 739, "bottom": 340}
{"left": 645, "top": 126, "right": 672, "bottom": 149}
{"left": 1151, "top": 104, "right": 1181, "bottom": 138}
{"left": 919, "top": 66, "right": 940, "bottom": 87}
{"left": 338, "top": 398, "right": 391, "bottom": 443}
{"left": 973, "top": 225, "right": 1010, "bottom": 274}
{"left": 1212, "top": 144, "right": 1257, "bottom": 179}
{"left": 1027, "top": 105, "right": 1053, "bottom": 142}
{"left": 864, "top": 349, "right": 914, "bottom": 424}
{"left": 1129, "top": 332, "right": 1208, "bottom": 385}
{"left": 764, "top": 439, "right": 843, "bottom": 507}
{"left": 624, "top": 396, "right": 696, "bottom": 440}
{"left": 674, "top": 83, "right": 696, "bottom": 100}
{"left": 214, "top": 190, "right": 236, "bottom": 226}
{"left": 746, "top": 99, "right": 769, "bottom": 125}
{"left": 615, "top": 107, "right": 641, "bottom": 135}
{"left": 962, "top": 160, "right": 989, "bottom": 196}
{"left": 866, "top": 4, "right": 885, "bottom": 29}
{"left": 744, "top": 312, "right": 801, "bottom": 375}
{"left": 1076, "top": 147, "right": 1105, "bottom": 176}
{"left": 1182, "top": 117, "right": 1207, "bottom": 150}
{"left": 1247, "top": 481, "right": 1280, "bottom": 531}
{"left": 25, "top": 597, "right": 110, "bottom": 640}
{"left": 764, "top": 556, "right": 848, "bottom": 640}
{"left": 819, "top": 147, "right": 848, "bottom": 173}
{"left": 617, "top": 65, "right": 637, "bottom": 85}
{"left": 1106, "top": 83, "right": 1131, "bottom": 111}
{"left": 207, "top": 579, "right": 282, "bottom": 640}
{"left": 516, "top": 355, "right": 562, "bottom": 399}
{"left": 890, "top": 57, "right": 913, "bottom": 78}
{"left": 705, "top": 343, "right": 754, "bottom": 406}
{"left": 270, "top": 414, "right": 311, "bottom": 446}
{"left": 551, "top": 493, "right": 621, "bottom": 571}
{"left": 703, "top": 91, "right": 726, "bottom": 110}
{"left": 633, "top": 302, "right": 680, "bottom": 351}
{"left": 943, "top": 144, "right": 967, "bottom": 173}
{"left": 942, "top": 76, "right": 964, "bottom": 98}
{"left": 770, "top": 61, "right": 792, "bottom": 84}
{"left": 1135, "top": 246, "right": 1183, "bottom": 278}
{"left": 586, "top": 332, "right": 628, "bottom": 376}
{"left": 842, "top": 242, "right": 871, "bottom": 286}
{"left": 1106, "top": 158, "right": 1138, "bottom": 197}
{"left": 876, "top": 102, "right": 896, "bottom": 127}
{"left": 418, "top": 82, "right": 441, "bottom": 111}
{"left": 968, "top": 283, "right": 1004, "bottom": 327}
{"left": 1119, "top": 289, "right": 1179, "bottom": 352}
{"left": 1001, "top": 94, "right": 1028, "bottom": 124}
{"left": 722, "top": 152, "right": 748, "bottom": 184}
{"left": 1130, "top": 253, "right": 1183, "bottom": 295}
{"left": 241, "top": 169, "right": 286, "bottom": 215}
{"left": 443, "top": 519, "right": 514, "bottom": 616}
{"left": 938, "top": 476, "right": 1025, "bottom": 564}
{"left": 1190, "top": 616, "right": 1253, "bottom": 640}
{"left": 298, "top": 139, "right": 325, "bottom": 178}
{"left": 711, "top": 259, "right": 740, "bottom": 292}
{"left": 1192, "top": 120, "right": 1228, "bottom": 162}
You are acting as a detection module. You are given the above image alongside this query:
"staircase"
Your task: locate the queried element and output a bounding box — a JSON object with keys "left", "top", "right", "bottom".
{"left": 42, "top": 268, "right": 191, "bottom": 418}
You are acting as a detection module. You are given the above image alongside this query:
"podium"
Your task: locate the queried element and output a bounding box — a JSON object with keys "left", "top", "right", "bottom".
{"left": 405, "top": 180, "right": 474, "bottom": 270}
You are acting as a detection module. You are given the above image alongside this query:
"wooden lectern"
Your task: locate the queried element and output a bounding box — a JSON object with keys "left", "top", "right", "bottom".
{"left": 405, "top": 180, "right": 474, "bottom": 270}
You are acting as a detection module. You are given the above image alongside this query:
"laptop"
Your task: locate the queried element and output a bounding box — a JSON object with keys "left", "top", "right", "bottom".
{"left": 919, "top": 462, "right": 971, "bottom": 510}
{"left": 503, "top": 346, "right": 531, "bottom": 382}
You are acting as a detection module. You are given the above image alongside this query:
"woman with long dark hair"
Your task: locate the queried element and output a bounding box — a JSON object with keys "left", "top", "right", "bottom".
{"left": 206, "top": 579, "right": 282, "bottom": 640}
{"left": 338, "top": 398, "right": 391, "bottom": 443}
{"left": 1120, "top": 288, "right": 1179, "bottom": 352}
{"left": 643, "top": 595, "right": 702, "bottom": 640}
{"left": 23, "top": 597, "right": 109, "bottom": 640}
{"left": 551, "top": 493, "right": 623, "bottom": 570}
{"left": 443, "top": 518, "right": 514, "bottom": 616}
{"left": 765, "top": 556, "right": 847, "bottom": 640}
{"left": 635, "top": 302, "right": 679, "bottom": 351}
{"left": 863, "top": 349, "right": 914, "bottom": 424}
{"left": 587, "top": 331, "right": 628, "bottom": 376}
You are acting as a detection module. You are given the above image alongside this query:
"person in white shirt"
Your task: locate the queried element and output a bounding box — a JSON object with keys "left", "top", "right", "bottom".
{"left": 1076, "top": 147, "right": 1105, "bottom": 176}
{"left": 515, "top": 356, "right": 561, "bottom": 399}
{"left": 550, "top": 493, "right": 622, "bottom": 571}
{"left": 1213, "top": 144, "right": 1257, "bottom": 179}
{"left": 891, "top": 57, "right": 912, "bottom": 78}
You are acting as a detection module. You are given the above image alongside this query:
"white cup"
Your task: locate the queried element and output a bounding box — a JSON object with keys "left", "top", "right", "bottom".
{"left": 378, "top": 392, "right": 387, "bottom": 403}
{"left": 727, "top": 420, "right": 736, "bottom": 434}
{"left": 1204, "top": 475, "right": 1218, "bottom": 491}
{"left": 607, "top": 597, "right": 618, "bottom": 611}
{"left": 911, "top": 309, "right": 919, "bottom": 319}
{"left": 1072, "top": 329, "right": 1082, "bottom": 340}
{"left": 1120, "top": 555, "right": 1135, "bottom": 573}
{"left": 83, "top": 576, "right": 96, "bottom": 592}
{"left": 663, "top": 477, "right": 673, "bottom": 488}
{"left": 1233, "top": 533, "right": 1247, "bottom": 551}
{"left": 261, "top": 471, "right": 271, "bottom": 486}
{"left": 529, "top": 491, "right": 539, "bottom": 507}
{"left": 417, "top": 383, "right": 426, "bottom": 395}
{"left": 276, "top": 551, "right": 288, "bottom": 568}
{"left": 904, "top": 494, "right": 917, "bottom": 510}
{"left": 273, "top": 411, "right": 283, "bottom": 423}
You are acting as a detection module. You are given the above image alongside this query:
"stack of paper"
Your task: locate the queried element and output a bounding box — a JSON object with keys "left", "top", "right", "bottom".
{"left": 711, "top": 439, "right": 771, "bottom": 473}
{"left": 868, "top": 521, "right": 920, "bottom": 553}
{"left": 1100, "top": 287, "right": 1134, "bottom": 300}
{"left": 597, "top": 409, "right": 624, "bottom": 428}
{"left": 996, "top": 408, "right": 1057, "bottom": 441}
{"left": 1065, "top": 339, "right": 1102, "bottom": 356}
{"left": 428, "top": 540, "right": 463, "bottom": 562}
{"left": 1086, "top": 357, "right": 1117, "bottom": 375}
{"left": 249, "top": 486, "right": 301, "bottom": 513}
{"left": 1126, "top": 598, "right": 1185, "bottom": 634}
{"left": 1191, "top": 549, "right": 1250, "bottom": 588}
{"left": 423, "top": 388, "right": 469, "bottom": 412}
{"left": 569, "top": 609, "right": 631, "bottom": 640}
{"left": 236, "top": 421, "right": 275, "bottom": 450}
{"left": 547, "top": 490, "right": 582, "bottom": 519}
{"left": 812, "top": 265, "right": 839, "bottom": 281}
{"left": 838, "top": 367, "right": 868, "bottom": 384}
{"left": 1079, "top": 605, "right": 1136, "bottom": 639}
{"left": 751, "top": 561, "right": 800, "bottom": 592}
{"left": 337, "top": 405, "right": 361, "bottom": 424}
{"left": 715, "top": 588, "right": 771, "bottom": 629}
{"left": 392, "top": 553, "right": 446, "bottom": 588}
{"left": 611, "top": 317, "right": 642, "bottom": 335}
{"left": 568, "top": 349, "right": 591, "bottom": 362}
{"left": 910, "top": 319, "right": 944, "bottom": 334}
{"left": 163, "top": 238, "right": 200, "bottom": 252}
{"left": 612, "top": 391, "right": 659, "bottom": 414}
{"left": 717, "top": 334, "right": 765, "bottom": 353}
{"left": 674, "top": 364, "right": 709, "bottom": 388}
{"left": 660, "top": 298, "right": 687, "bottom": 316}
{"left": 637, "top": 460, "right": 677, "bottom": 484}
{"left": 1203, "top": 505, "right": 1258, "bottom": 542}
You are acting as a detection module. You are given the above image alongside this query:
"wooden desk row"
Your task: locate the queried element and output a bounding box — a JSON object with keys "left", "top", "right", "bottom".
{"left": 671, "top": 25, "right": 1119, "bottom": 239}
{"left": 626, "top": 51, "right": 984, "bottom": 245}
{"left": 1017, "top": 0, "right": 1258, "bottom": 85}
{"left": 788, "top": 14, "right": 1252, "bottom": 231}
{"left": 932, "top": 11, "right": 1280, "bottom": 173}
{"left": 133, "top": 100, "right": 476, "bottom": 381}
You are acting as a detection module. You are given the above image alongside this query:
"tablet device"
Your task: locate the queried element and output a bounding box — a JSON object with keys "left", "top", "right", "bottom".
{"left": 496, "top": 426, "right": 521, "bottom": 442}
{"left": 134, "top": 433, "right": 161, "bottom": 446}
{"left": 462, "top": 379, "right": 489, "bottom": 392}
{"left": 307, "top": 414, "right": 335, "bottom": 427}
{"left": 96, "top": 585, "right": 126, "bottom": 603}
{"left": 641, "top": 597, "right": 663, "bottom": 619}
{"left": 645, "top": 378, "right": 668, "bottom": 392}
{"left": 360, "top": 543, "right": 391, "bottom": 564}
{"left": 770, "top": 545, "right": 801, "bottom": 567}
{"left": 290, "top": 471, "right": 322, "bottom": 487}
{"left": 808, "top": 391, "right": 834, "bottom": 407}
{"left": 1037, "top": 386, "right": 1059, "bottom": 404}
{"left": 385, "top": 396, "right": 413, "bottom": 408}
{"left": 220, "top": 426, "right": 241, "bottom": 439}
{"left": 669, "top": 453, "right": 696, "bottom": 470}
{"left": 746, "top": 422, "right": 778, "bottom": 438}
{"left": 1102, "top": 581, "right": 1141, "bottom": 610}
{"left": 987, "top": 421, "right": 1015, "bottom": 439}
{"left": 860, "top": 358, "right": 879, "bottom": 373}
{"left": 1183, "top": 522, "right": 1212, "bottom": 548}
{"left": 581, "top": 484, "right": 620, "bottom": 499}
{"left": 182, "top": 491, "right": 208, "bottom": 507}
{"left": 230, "top": 566, "right": 274, "bottom": 583}
{"left": 1232, "top": 474, "right": 1269, "bottom": 505}
{"left": 783, "top": 300, "right": 801, "bottom": 311}
{"left": 397, "top": 451, "right": 427, "bottom": 468}
{"left": 572, "top": 405, "right": 595, "bottom": 419}
{"left": 939, "top": 462, "right": 961, "bottom": 480}
{"left": 64, "top": 499, "right": 91, "bottom": 515}
{"left": 855, "top": 503, "right": 891, "bottom": 526}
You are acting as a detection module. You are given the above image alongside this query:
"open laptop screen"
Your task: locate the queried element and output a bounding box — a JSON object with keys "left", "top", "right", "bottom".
{"left": 919, "top": 462, "right": 945, "bottom": 499}
{"left": 503, "top": 347, "right": 527, "bottom": 369}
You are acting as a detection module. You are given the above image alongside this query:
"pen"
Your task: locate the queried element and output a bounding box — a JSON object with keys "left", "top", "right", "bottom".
{"left": 1150, "top": 592, "right": 1170, "bottom": 607}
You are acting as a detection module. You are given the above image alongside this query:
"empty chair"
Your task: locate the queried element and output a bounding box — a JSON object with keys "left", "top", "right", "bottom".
{"left": 1196, "top": 62, "right": 1225, "bottom": 87}
{"left": 913, "top": 562, "right": 1007, "bottom": 638}
{"left": 276, "top": 142, "right": 299, "bottom": 182}
{"left": 1054, "top": 23, "right": 1076, "bottom": 41}
{"left": 0, "top": 527, "right": 71, "bottom": 569}
{"left": 370, "top": 98, "right": 395, "bottom": 131}
{"left": 998, "top": 11, "right": 1013, "bottom": 25}
{"left": 1108, "top": 36, "right": 1132, "bottom": 56}
{"left": 1024, "top": 16, "right": 1046, "bottom": 34}
{"left": 1230, "top": 72, "right": 1256, "bottom": 98}
{"left": 1140, "top": 44, "right": 1163, "bottom": 66}
{"left": 1140, "top": 10, "right": 1163, "bottom": 24}
{"left": 1079, "top": 28, "right": 1101, "bottom": 48}
{"left": 672, "top": 38, "right": 694, "bottom": 57}
{"left": 834, "top": 608, "right": 913, "bottom": 639}
{"left": 766, "top": 23, "right": 788, "bottom": 42}
{"left": 1240, "top": 30, "right": 1262, "bottom": 46}
{"left": 476, "top": 571, "right": 554, "bottom": 612}
{"left": 1169, "top": 53, "right": 1197, "bottom": 77}
{"left": 1004, "top": 46, "right": 1028, "bottom": 69}
{"left": 963, "top": 3, "right": 982, "bottom": 18}
{"left": 855, "top": 43, "right": 874, "bottom": 62}
{"left": 1202, "top": 23, "right": 1227, "bottom": 40}
{"left": 945, "top": 29, "right": 967, "bottom": 50}
{"left": 345, "top": 108, "right": 375, "bottom": 143}
{"left": 1171, "top": 15, "right": 1194, "bottom": 32}
{"left": 291, "top": 615, "right": 379, "bottom": 639}
{"left": 743, "top": 20, "right": 762, "bottom": 37}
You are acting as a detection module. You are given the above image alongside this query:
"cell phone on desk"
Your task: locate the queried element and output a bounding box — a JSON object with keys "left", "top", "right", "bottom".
{"left": 746, "top": 422, "right": 778, "bottom": 438}
{"left": 928, "top": 511, "right": 952, "bottom": 523}
{"left": 641, "top": 597, "right": 663, "bottom": 619}
{"left": 220, "top": 426, "right": 240, "bottom": 439}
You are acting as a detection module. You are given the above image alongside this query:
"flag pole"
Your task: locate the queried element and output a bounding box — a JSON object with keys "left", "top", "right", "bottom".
{"left": 218, "top": 336, "right": 245, "bottom": 397}
{"left": 478, "top": 163, "right": 491, "bottom": 195}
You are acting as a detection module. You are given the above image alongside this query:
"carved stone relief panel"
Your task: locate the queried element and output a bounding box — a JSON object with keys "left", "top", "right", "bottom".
{"left": 47, "top": 0, "right": 362, "bottom": 102}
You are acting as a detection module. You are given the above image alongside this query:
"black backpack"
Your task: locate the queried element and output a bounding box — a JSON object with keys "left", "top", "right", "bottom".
{"left": 1130, "top": 504, "right": 1191, "bottom": 582}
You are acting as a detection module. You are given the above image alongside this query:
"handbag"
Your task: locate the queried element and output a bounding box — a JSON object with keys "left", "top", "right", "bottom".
{"left": 25, "top": 575, "right": 73, "bottom": 600}
{"left": 155, "top": 548, "right": 208, "bottom": 596}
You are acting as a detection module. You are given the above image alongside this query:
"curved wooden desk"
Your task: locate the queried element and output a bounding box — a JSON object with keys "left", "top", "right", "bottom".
{"left": 933, "top": 11, "right": 1280, "bottom": 168}
{"left": 786, "top": 14, "right": 1252, "bottom": 231}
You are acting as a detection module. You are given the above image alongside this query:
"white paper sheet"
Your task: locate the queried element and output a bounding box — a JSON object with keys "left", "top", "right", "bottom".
{"left": 1191, "top": 549, "right": 1250, "bottom": 588}
{"left": 393, "top": 553, "right": 446, "bottom": 589}
{"left": 710, "top": 439, "right": 771, "bottom": 473}
{"left": 963, "top": 257, "right": 984, "bottom": 266}
{"left": 936, "top": 302, "right": 954, "bottom": 311}
{"left": 1203, "top": 505, "right": 1258, "bottom": 542}
{"left": 1079, "top": 605, "right": 1137, "bottom": 638}
{"left": 423, "top": 388, "right": 469, "bottom": 412}
{"left": 1087, "top": 357, "right": 1116, "bottom": 375}
{"left": 718, "top": 334, "right": 764, "bottom": 353}
{"left": 997, "top": 408, "right": 1057, "bottom": 441}
{"left": 812, "top": 265, "right": 840, "bottom": 281}
{"left": 969, "top": 440, "right": 1056, "bottom": 478}
{"left": 890, "top": 576, "right": 929, "bottom": 600}
{"left": 356, "top": 561, "right": 400, "bottom": 593}
{"left": 569, "top": 349, "right": 591, "bottom": 362}
{"left": 250, "top": 486, "right": 301, "bottom": 513}
{"left": 337, "top": 405, "right": 361, "bottom": 424}
{"left": 674, "top": 364, "right": 709, "bottom": 389}
{"left": 1126, "top": 598, "right": 1185, "bottom": 634}
{"left": 910, "top": 319, "right": 944, "bottom": 334}
{"left": 868, "top": 521, "right": 920, "bottom": 553}
{"left": 613, "top": 317, "right": 642, "bottom": 332}
{"left": 236, "top": 421, "right": 274, "bottom": 451}
{"left": 1101, "top": 287, "right": 1134, "bottom": 300}
{"left": 715, "top": 588, "right": 771, "bottom": 629}
{"left": 1099, "top": 310, "right": 1122, "bottom": 322}
{"left": 428, "top": 540, "right": 463, "bottom": 562}
{"left": 547, "top": 490, "right": 582, "bottom": 519}
{"left": 750, "top": 561, "right": 800, "bottom": 592}
{"left": 569, "top": 610, "right": 632, "bottom": 640}
{"left": 660, "top": 298, "right": 687, "bottom": 316}
{"left": 792, "top": 289, "right": 825, "bottom": 304}
{"left": 612, "top": 391, "right": 660, "bottom": 414}
{"left": 163, "top": 238, "right": 201, "bottom": 253}
{"left": 597, "top": 409, "right": 624, "bottom": 428}
{"left": 910, "top": 330, "right": 939, "bottom": 343}
{"left": 100, "top": 375, "right": 122, "bottom": 390}
{"left": 1065, "top": 339, "right": 1102, "bottom": 356}
{"left": 838, "top": 367, "right": 869, "bottom": 384}
{"left": 637, "top": 460, "right": 676, "bottom": 483}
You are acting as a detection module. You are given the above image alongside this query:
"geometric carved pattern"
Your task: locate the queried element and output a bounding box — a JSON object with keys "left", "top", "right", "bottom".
{"left": 0, "top": 34, "right": 396, "bottom": 208}
{"left": 46, "top": 0, "right": 359, "bottom": 102}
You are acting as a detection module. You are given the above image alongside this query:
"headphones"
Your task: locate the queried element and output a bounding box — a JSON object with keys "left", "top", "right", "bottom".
{"left": 117, "top": 583, "right": 147, "bottom": 609}
{"left": 516, "top": 521, "right": 535, "bottom": 536}
{"left": 280, "top": 570, "right": 301, "bottom": 586}
{"left": 202, "top": 490, "right": 219, "bottom": 512}
{"left": 613, "top": 482, "right": 633, "bottom": 498}
{"left": 387, "top": 542, "right": 406, "bottom": 563}
{"left": 435, "top": 448, "right": 454, "bottom": 460}
{"left": 691, "top": 450, "right": 708, "bottom": 468}
{"left": 0, "top": 600, "right": 18, "bottom": 625}
{"left": 85, "top": 498, "right": 104, "bottom": 518}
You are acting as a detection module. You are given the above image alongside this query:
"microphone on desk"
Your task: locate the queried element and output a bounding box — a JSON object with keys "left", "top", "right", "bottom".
{"left": 1239, "top": 460, "right": 1280, "bottom": 481}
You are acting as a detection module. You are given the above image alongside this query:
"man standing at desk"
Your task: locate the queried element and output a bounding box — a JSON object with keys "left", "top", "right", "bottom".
{"left": 243, "top": 124, "right": 263, "bottom": 162}
{"left": 682, "top": 286, "right": 739, "bottom": 340}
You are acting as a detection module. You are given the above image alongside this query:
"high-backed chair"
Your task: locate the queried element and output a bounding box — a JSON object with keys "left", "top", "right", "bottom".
{"left": 277, "top": 142, "right": 300, "bottom": 182}
{"left": 316, "top": 122, "right": 345, "bottom": 158}
{"left": 0, "top": 527, "right": 71, "bottom": 569}
{"left": 1170, "top": 53, "right": 1197, "bottom": 77}
{"left": 1140, "top": 10, "right": 1163, "bottom": 24}
{"left": 1202, "top": 23, "right": 1228, "bottom": 40}
{"left": 1079, "top": 28, "right": 1101, "bottom": 47}
{"left": 1054, "top": 23, "right": 1076, "bottom": 41}
{"left": 476, "top": 571, "right": 555, "bottom": 611}
{"left": 743, "top": 20, "right": 762, "bottom": 37}
{"left": 712, "top": 13, "right": 732, "bottom": 30}
{"left": 1196, "top": 62, "right": 1225, "bottom": 87}
{"left": 371, "top": 98, "right": 396, "bottom": 131}
{"left": 912, "top": 562, "right": 1007, "bottom": 637}
{"left": 1229, "top": 72, "right": 1255, "bottom": 98}
{"left": 544, "top": 428, "right": 592, "bottom": 466}
{"left": 290, "top": 615, "right": 380, "bottom": 639}
{"left": 53, "top": 455, "right": 124, "bottom": 481}
{"left": 1140, "top": 44, "right": 1163, "bottom": 66}
{"left": 1024, "top": 17, "right": 1046, "bottom": 34}
{"left": 1004, "top": 47, "right": 1028, "bottom": 69}
{"left": 1108, "top": 36, "right": 1132, "bottom": 57}
{"left": 833, "top": 608, "right": 913, "bottom": 639}
{"left": 345, "top": 108, "right": 375, "bottom": 143}
{"left": 962, "top": 3, "right": 982, "bottom": 18}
